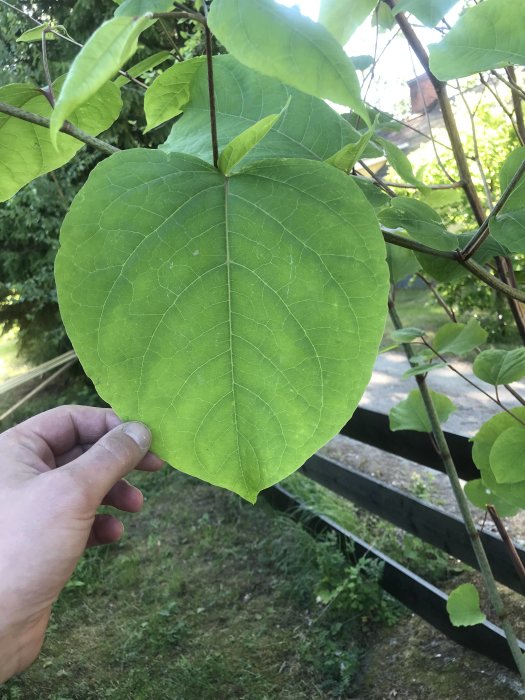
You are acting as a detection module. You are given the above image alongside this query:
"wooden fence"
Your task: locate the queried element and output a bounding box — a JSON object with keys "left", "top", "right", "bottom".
{"left": 263, "top": 406, "right": 525, "bottom": 673}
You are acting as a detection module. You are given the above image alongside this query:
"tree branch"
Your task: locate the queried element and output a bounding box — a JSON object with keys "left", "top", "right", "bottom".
{"left": 0, "top": 101, "right": 119, "bottom": 155}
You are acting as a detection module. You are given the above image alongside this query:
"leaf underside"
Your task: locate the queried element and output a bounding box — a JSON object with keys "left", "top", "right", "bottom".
{"left": 55, "top": 150, "right": 389, "bottom": 502}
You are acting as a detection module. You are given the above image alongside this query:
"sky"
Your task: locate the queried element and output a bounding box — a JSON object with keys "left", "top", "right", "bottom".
{"left": 275, "top": 0, "right": 460, "bottom": 115}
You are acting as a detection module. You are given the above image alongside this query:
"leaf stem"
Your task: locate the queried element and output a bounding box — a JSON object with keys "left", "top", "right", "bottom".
{"left": 0, "top": 101, "right": 119, "bottom": 155}
{"left": 202, "top": 3, "right": 219, "bottom": 169}
{"left": 41, "top": 29, "right": 55, "bottom": 106}
{"left": 389, "top": 298, "right": 525, "bottom": 681}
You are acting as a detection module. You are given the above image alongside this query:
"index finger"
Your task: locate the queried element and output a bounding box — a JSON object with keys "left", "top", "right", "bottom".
{"left": 9, "top": 405, "right": 121, "bottom": 457}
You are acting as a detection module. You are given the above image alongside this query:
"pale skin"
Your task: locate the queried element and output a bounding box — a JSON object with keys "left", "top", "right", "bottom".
{"left": 0, "top": 405, "right": 164, "bottom": 684}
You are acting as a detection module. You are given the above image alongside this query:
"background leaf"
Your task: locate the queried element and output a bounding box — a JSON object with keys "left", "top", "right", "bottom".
{"left": 432, "top": 318, "right": 487, "bottom": 356}
{"left": 114, "top": 0, "right": 174, "bottom": 14}
{"left": 318, "top": 0, "right": 377, "bottom": 45}
{"left": 464, "top": 479, "right": 519, "bottom": 517}
{"left": 447, "top": 583, "right": 486, "bottom": 627}
{"left": 429, "top": 0, "right": 525, "bottom": 80}
{"left": 472, "top": 348, "right": 525, "bottom": 385}
{"left": 50, "top": 15, "right": 150, "bottom": 143}
{"left": 375, "top": 138, "right": 428, "bottom": 191}
{"left": 0, "top": 79, "right": 122, "bottom": 202}
{"left": 144, "top": 56, "right": 206, "bottom": 132}
{"left": 207, "top": 0, "right": 369, "bottom": 123}
{"left": 113, "top": 50, "right": 172, "bottom": 88}
{"left": 161, "top": 55, "right": 377, "bottom": 166}
{"left": 55, "top": 150, "right": 389, "bottom": 502}
{"left": 389, "top": 388, "right": 456, "bottom": 433}
{"left": 394, "top": 0, "right": 458, "bottom": 28}
{"left": 489, "top": 428, "right": 525, "bottom": 484}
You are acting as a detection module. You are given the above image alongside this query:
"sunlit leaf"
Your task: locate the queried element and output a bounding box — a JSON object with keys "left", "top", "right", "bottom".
{"left": 429, "top": 0, "right": 525, "bottom": 80}
{"left": 391, "top": 327, "right": 424, "bottom": 343}
{"left": 432, "top": 318, "right": 487, "bottom": 356}
{"left": 113, "top": 50, "right": 172, "bottom": 88}
{"left": 49, "top": 15, "right": 151, "bottom": 144}
{"left": 471, "top": 408, "right": 525, "bottom": 509}
{"left": 318, "top": 0, "right": 377, "bottom": 45}
{"left": 16, "top": 24, "right": 64, "bottom": 42}
{"left": 144, "top": 56, "right": 206, "bottom": 132}
{"left": 0, "top": 79, "right": 122, "bottom": 202}
{"left": 218, "top": 97, "right": 290, "bottom": 174}
{"left": 207, "top": 0, "right": 369, "bottom": 124}
{"left": 490, "top": 428, "right": 525, "bottom": 484}
{"left": 473, "top": 348, "right": 525, "bottom": 385}
{"left": 326, "top": 116, "right": 377, "bottom": 173}
{"left": 447, "top": 583, "right": 486, "bottom": 627}
{"left": 375, "top": 138, "right": 428, "bottom": 191}
{"left": 389, "top": 388, "right": 456, "bottom": 433}
{"left": 162, "top": 55, "right": 373, "bottom": 166}
{"left": 55, "top": 150, "right": 389, "bottom": 502}
{"left": 394, "top": 0, "right": 458, "bottom": 27}
{"left": 402, "top": 361, "right": 446, "bottom": 378}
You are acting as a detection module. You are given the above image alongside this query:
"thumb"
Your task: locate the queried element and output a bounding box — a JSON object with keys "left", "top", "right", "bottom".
{"left": 65, "top": 422, "right": 152, "bottom": 503}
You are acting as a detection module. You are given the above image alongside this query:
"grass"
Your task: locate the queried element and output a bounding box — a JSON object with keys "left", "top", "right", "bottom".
{"left": 0, "top": 468, "right": 400, "bottom": 700}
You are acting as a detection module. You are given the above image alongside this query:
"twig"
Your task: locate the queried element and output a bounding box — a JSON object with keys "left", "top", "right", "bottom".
{"left": 0, "top": 360, "right": 76, "bottom": 423}
{"left": 388, "top": 296, "right": 525, "bottom": 682}
{"left": 152, "top": 11, "right": 206, "bottom": 24}
{"left": 358, "top": 161, "right": 397, "bottom": 197}
{"left": 416, "top": 272, "right": 456, "bottom": 321}
{"left": 460, "top": 156, "right": 525, "bottom": 260}
{"left": 379, "top": 180, "right": 462, "bottom": 190}
{"left": 41, "top": 29, "right": 55, "bottom": 106}
{"left": 0, "top": 101, "right": 119, "bottom": 155}
{"left": 487, "top": 505, "right": 525, "bottom": 590}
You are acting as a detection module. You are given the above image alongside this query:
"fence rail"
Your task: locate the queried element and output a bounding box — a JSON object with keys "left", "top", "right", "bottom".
{"left": 265, "top": 406, "right": 525, "bottom": 673}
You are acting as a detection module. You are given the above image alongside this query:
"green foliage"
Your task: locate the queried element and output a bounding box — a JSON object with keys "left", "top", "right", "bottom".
{"left": 390, "top": 327, "right": 424, "bottom": 343}
{"left": 49, "top": 15, "right": 150, "bottom": 143}
{"left": 394, "top": 0, "right": 457, "bottom": 27}
{"left": 16, "top": 24, "right": 65, "bottom": 43}
{"left": 113, "top": 50, "right": 172, "bottom": 88}
{"left": 161, "top": 55, "right": 369, "bottom": 164}
{"left": 114, "top": 0, "right": 175, "bottom": 15}
{"left": 326, "top": 117, "right": 377, "bottom": 172}
{"left": 375, "top": 138, "right": 428, "bottom": 191}
{"left": 55, "top": 150, "right": 388, "bottom": 501}
{"left": 207, "top": 0, "right": 369, "bottom": 123}
{"left": 446, "top": 583, "right": 486, "bottom": 627}
{"left": 473, "top": 348, "right": 525, "bottom": 385}
{"left": 0, "top": 79, "right": 121, "bottom": 201}
{"left": 318, "top": 0, "right": 377, "bottom": 45}
{"left": 464, "top": 478, "right": 519, "bottom": 517}
{"left": 429, "top": 0, "right": 525, "bottom": 79}
{"left": 471, "top": 408, "right": 525, "bottom": 509}
{"left": 218, "top": 97, "right": 290, "bottom": 174}
{"left": 144, "top": 56, "right": 206, "bottom": 132}
{"left": 432, "top": 318, "right": 487, "bottom": 356}
{"left": 389, "top": 388, "right": 456, "bottom": 433}
{"left": 490, "top": 427, "right": 525, "bottom": 484}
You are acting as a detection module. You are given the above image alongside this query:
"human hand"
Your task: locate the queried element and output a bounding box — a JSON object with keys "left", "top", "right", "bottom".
{"left": 0, "top": 406, "right": 164, "bottom": 683}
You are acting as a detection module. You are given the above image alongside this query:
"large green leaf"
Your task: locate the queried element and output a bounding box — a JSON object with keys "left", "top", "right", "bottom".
{"left": 471, "top": 408, "right": 525, "bottom": 509}
{"left": 490, "top": 428, "right": 525, "bottom": 484}
{"left": 379, "top": 197, "right": 454, "bottom": 249}
{"left": 318, "top": 0, "right": 377, "bottom": 45}
{"left": 144, "top": 56, "right": 206, "bottom": 132}
{"left": 0, "top": 79, "right": 122, "bottom": 202}
{"left": 432, "top": 318, "right": 487, "bottom": 356}
{"left": 50, "top": 15, "right": 151, "bottom": 144}
{"left": 394, "top": 0, "right": 458, "bottom": 28}
{"left": 447, "top": 584, "right": 486, "bottom": 627}
{"left": 55, "top": 150, "right": 389, "bottom": 502}
{"left": 207, "top": 0, "right": 369, "bottom": 124}
{"left": 389, "top": 388, "right": 456, "bottom": 433}
{"left": 429, "top": 0, "right": 525, "bottom": 80}
{"left": 161, "top": 55, "right": 377, "bottom": 166}
{"left": 473, "top": 348, "right": 525, "bottom": 385}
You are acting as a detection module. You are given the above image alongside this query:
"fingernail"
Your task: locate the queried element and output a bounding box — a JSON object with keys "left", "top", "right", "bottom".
{"left": 122, "top": 422, "right": 152, "bottom": 449}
